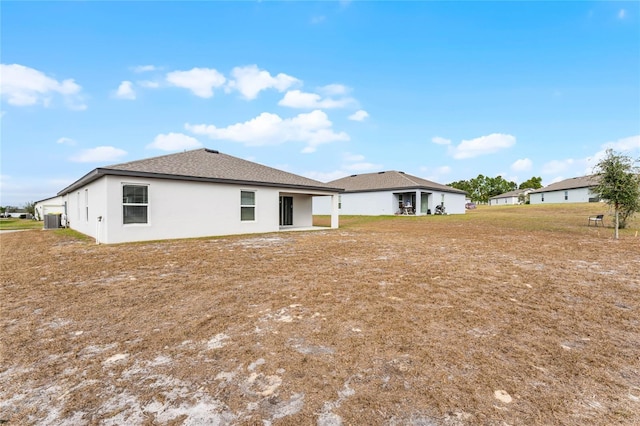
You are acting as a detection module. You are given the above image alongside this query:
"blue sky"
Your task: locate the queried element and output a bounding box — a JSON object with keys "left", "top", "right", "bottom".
{"left": 1, "top": 1, "right": 639, "bottom": 207}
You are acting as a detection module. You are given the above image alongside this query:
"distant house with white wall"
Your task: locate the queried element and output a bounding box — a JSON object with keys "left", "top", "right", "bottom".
{"left": 34, "top": 195, "right": 66, "bottom": 220}
{"left": 36, "top": 148, "right": 341, "bottom": 244}
{"left": 313, "top": 170, "right": 467, "bottom": 215}
{"left": 489, "top": 188, "right": 534, "bottom": 206}
{"left": 529, "top": 175, "right": 600, "bottom": 204}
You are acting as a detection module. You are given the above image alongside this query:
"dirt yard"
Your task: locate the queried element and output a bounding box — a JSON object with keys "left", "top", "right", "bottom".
{"left": 1, "top": 205, "right": 639, "bottom": 425}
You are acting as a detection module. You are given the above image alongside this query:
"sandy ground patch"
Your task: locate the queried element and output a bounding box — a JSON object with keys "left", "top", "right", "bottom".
{"left": 1, "top": 208, "right": 639, "bottom": 425}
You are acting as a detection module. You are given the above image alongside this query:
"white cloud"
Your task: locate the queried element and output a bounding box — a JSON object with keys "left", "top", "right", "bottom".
{"left": 115, "top": 81, "right": 136, "bottom": 100}
{"left": 511, "top": 158, "right": 532, "bottom": 172}
{"left": 69, "top": 146, "right": 127, "bottom": 163}
{"left": 56, "top": 137, "right": 76, "bottom": 146}
{"left": 344, "top": 162, "right": 382, "bottom": 172}
{"left": 602, "top": 134, "right": 640, "bottom": 152}
{"left": 305, "top": 170, "right": 349, "bottom": 182}
{"left": 542, "top": 158, "right": 575, "bottom": 175}
{"left": 343, "top": 152, "right": 365, "bottom": 162}
{"left": 0, "top": 175, "right": 74, "bottom": 207}
{"left": 147, "top": 132, "right": 202, "bottom": 151}
{"left": 132, "top": 65, "right": 157, "bottom": 73}
{"left": 0, "top": 63, "right": 86, "bottom": 109}
{"left": 138, "top": 80, "right": 160, "bottom": 88}
{"left": 279, "top": 89, "right": 355, "bottom": 109}
{"left": 449, "top": 133, "right": 516, "bottom": 159}
{"left": 186, "top": 109, "right": 349, "bottom": 153}
{"left": 319, "top": 84, "right": 349, "bottom": 96}
{"left": 348, "top": 110, "right": 369, "bottom": 121}
{"left": 618, "top": 9, "right": 626, "bottom": 19}
{"left": 431, "top": 136, "right": 451, "bottom": 145}
{"left": 419, "top": 165, "right": 452, "bottom": 182}
{"left": 227, "top": 65, "right": 299, "bottom": 100}
{"left": 166, "top": 67, "right": 226, "bottom": 98}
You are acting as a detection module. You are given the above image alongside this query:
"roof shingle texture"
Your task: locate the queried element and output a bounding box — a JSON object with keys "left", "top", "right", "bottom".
{"left": 328, "top": 171, "right": 466, "bottom": 194}
{"left": 530, "top": 175, "right": 600, "bottom": 193}
{"left": 102, "top": 149, "right": 340, "bottom": 190}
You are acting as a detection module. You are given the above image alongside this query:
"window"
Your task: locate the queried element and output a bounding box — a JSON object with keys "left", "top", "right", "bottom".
{"left": 541, "top": 193, "right": 545, "bottom": 202}
{"left": 123, "top": 185, "right": 148, "bottom": 224}
{"left": 564, "top": 190, "right": 568, "bottom": 201}
{"left": 85, "top": 189, "right": 89, "bottom": 222}
{"left": 241, "top": 191, "right": 255, "bottom": 221}
{"left": 338, "top": 195, "right": 342, "bottom": 209}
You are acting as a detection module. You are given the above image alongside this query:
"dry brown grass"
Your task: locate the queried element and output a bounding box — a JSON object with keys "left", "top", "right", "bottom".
{"left": 1, "top": 204, "right": 639, "bottom": 425}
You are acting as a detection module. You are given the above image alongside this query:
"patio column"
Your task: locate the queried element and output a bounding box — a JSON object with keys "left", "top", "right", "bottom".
{"left": 415, "top": 191, "right": 422, "bottom": 215}
{"left": 330, "top": 194, "right": 339, "bottom": 228}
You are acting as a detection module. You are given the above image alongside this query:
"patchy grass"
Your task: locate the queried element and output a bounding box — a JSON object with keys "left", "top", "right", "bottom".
{"left": 0, "top": 218, "right": 43, "bottom": 230}
{"left": 1, "top": 204, "right": 639, "bottom": 425}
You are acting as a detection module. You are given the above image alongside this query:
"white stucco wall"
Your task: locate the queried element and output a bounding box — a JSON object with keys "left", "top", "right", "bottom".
{"left": 35, "top": 195, "right": 66, "bottom": 220}
{"left": 489, "top": 196, "right": 519, "bottom": 206}
{"left": 529, "top": 187, "right": 596, "bottom": 204}
{"left": 63, "top": 176, "right": 335, "bottom": 244}
{"left": 314, "top": 190, "right": 466, "bottom": 215}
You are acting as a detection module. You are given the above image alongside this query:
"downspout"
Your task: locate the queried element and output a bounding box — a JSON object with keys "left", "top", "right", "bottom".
{"left": 96, "top": 216, "right": 102, "bottom": 244}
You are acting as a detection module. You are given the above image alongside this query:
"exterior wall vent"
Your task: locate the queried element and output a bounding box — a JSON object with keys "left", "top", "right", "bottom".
{"left": 205, "top": 148, "right": 219, "bottom": 154}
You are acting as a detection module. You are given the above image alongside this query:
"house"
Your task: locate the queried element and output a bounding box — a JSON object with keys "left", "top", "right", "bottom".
{"left": 36, "top": 148, "right": 341, "bottom": 244}
{"left": 489, "top": 188, "right": 534, "bottom": 206}
{"left": 313, "top": 170, "right": 467, "bottom": 215}
{"left": 529, "top": 175, "right": 600, "bottom": 204}
{"left": 34, "top": 195, "right": 66, "bottom": 221}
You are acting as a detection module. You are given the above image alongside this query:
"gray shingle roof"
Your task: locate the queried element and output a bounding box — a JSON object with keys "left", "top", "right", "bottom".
{"left": 59, "top": 148, "right": 342, "bottom": 195}
{"left": 529, "top": 175, "right": 599, "bottom": 193}
{"left": 327, "top": 171, "right": 466, "bottom": 194}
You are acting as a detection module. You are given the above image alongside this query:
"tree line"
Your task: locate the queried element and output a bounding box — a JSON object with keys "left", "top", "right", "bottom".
{"left": 447, "top": 175, "right": 542, "bottom": 204}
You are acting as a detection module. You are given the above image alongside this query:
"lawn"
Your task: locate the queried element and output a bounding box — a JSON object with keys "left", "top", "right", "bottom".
{"left": 1, "top": 204, "right": 638, "bottom": 425}
{"left": 0, "top": 218, "right": 43, "bottom": 231}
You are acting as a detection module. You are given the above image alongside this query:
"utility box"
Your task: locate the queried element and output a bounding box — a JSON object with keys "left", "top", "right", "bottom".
{"left": 44, "top": 213, "right": 62, "bottom": 229}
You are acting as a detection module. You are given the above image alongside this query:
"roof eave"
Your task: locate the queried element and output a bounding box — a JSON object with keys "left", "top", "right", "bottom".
{"left": 59, "top": 169, "right": 343, "bottom": 194}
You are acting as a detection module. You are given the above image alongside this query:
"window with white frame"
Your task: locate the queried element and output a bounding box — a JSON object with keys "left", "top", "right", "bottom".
{"left": 123, "top": 185, "right": 148, "bottom": 224}
{"left": 85, "top": 189, "right": 89, "bottom": 222}
{"left": 564, "top": 190, "right": 568, "bottom": 201}
{"left": 241, "top": 191, "right": 255, "bottom": 221}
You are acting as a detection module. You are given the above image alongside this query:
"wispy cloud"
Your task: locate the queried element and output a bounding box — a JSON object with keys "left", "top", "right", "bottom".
{"left": 431, "top": 136, "right": 451, "bottom": 145}
{"left": 511, "top": 158, "right": 532, "bottom": 172}
{"left": 348, "top": 110, "right": 369, "bottom": 121}
{"left": 448, "top": 133, "right": 516, "bottom": 159}
{"left": 69, "top": 146, "right": 127, "bottom": 163}
{"left": 132, "top": 65, "right": 158, "bottom": 73}
{"left": 279, "top": 89, "right": 355, "bottom": 109}
{"left": 56, "top": 137, "right": 76, "bottom": 146}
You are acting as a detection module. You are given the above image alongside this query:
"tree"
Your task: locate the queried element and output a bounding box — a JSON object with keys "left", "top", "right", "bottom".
{"left": 448, "top": 174, "right": 516, "bottom": 203}
{"left": 24, "top": 201, "right": 36, "bottom": 217}
{"left": 519, "top": 176, "right": 542, "bottom": 190}
{"left": 592, "top": 149, "right": 640, "bottom": 239}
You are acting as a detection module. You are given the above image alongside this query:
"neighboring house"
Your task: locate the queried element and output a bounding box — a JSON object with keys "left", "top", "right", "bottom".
{"left": 529, "top": 175, "right": 600, "bottom": 204}
{"left": 489, "top": 188, "right": 534, "bottom": 206}
{"left": 34, "top": 196, "right": 66, "bottom": 220}
{"left": 313, "top": 170, "right": 467, "bottom": 215}
{"left": 36, "top": 148, "right": 341, "bottom": 244}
